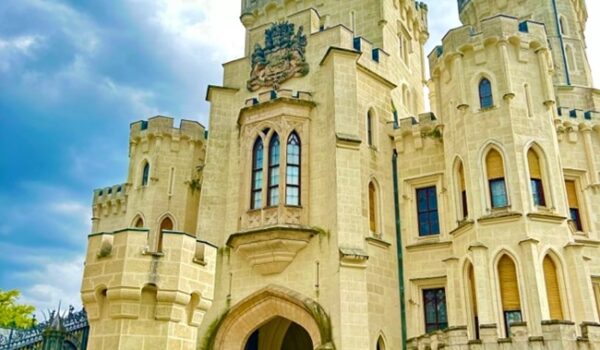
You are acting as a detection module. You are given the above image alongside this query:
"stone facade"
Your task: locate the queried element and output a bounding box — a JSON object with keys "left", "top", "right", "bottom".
{"left": 81, "top": 0, "right": 600, "bottom": 349}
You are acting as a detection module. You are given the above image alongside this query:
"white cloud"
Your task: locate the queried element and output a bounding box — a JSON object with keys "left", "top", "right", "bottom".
{"left": 151, "top": 0, "right": 245, "bottom": 63}
{"left": 12, "top": 254, "right": 85, "bottom": 319}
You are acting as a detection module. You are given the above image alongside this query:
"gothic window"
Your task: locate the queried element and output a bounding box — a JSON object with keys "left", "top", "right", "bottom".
{"left": 416, "top": 186, "right": 440, "bottom": 236}
{"left": 559, "top": 16, "right": 568, "bottom": 35}
{"left": 251, "top": 138, "right": 264, "bottom": 209}
{"left": 423, "top": 288, "right": 448, "bottom": 333}
{"left": 565, "top": 180, "right": 583, "bottom": 231}
{"left": 486, "top": 149, "right": 508, "bottom": 209}
{"left": 466, "top": 263, "right": 479, "bottom": 339}
{"left": 479, "top": 78, "right": 493, "bottom": 109}
{"left": 369, "top": 181, "right": 378, "bottom": 234}
{"left": 142, "top": 161, "right": 150, "bottom": 186}
{"left": 528, "top": 149, "right": 546, "bottom": 207}
{"left": 158, "top": 217, "right": 173, "bottom": 252}
{"left": 286, "top": 132, "right": 301, "bottom": 206}
{"left": 133, "top": 216, "right": 144, "bottom": 228}
{"left": 543, "top": 255, "right": 564, "bottom": 320}
{"left": 498, "top": 255, "right": 522, "bottom": 337}
{"left": 268, "top": 134, "right": 280, "bottom": 206}
{"left": 376, "top": 336, "right": 385, "bottom": 350}
{"left": 367, "top": 111, "right": 374, "bottom": 146}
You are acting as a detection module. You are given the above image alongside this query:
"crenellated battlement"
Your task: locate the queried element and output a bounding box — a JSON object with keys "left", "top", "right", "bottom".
{"left": 130, "top": 116, "right": 205, "bottom": 144}
{"left": 428, "top": 15, "right": 547, "bottom": 70}
{"left": 391, "top": 112, "right": 443, "bottom": 154}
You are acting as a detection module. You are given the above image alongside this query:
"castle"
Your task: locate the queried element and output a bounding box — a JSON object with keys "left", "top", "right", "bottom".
{"left": 80, "top": 0, "right": 600, "bottom": 349}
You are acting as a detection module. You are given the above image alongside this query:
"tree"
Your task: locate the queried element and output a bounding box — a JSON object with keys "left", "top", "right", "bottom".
{"left": 0, "top": 289, "right": 35, "bottom": 329}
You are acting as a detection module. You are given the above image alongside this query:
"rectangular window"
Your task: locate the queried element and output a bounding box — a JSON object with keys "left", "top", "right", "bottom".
{"left": 593, "top": 280, "right": 600, "bottom": 318}
{"left": 489, "top": 178, "right": 508, "bottom": 208}
{"left": 503, "top": 310, "right": 522, "bottom": 337}
{"left": 417, "top": 186, "right": 440, "bottom": 236}
{"left": 423, "top": 288, "right": 448, "bottom": 333}
{"left": 530, "top": 179, "right": 546, "bottom": 206}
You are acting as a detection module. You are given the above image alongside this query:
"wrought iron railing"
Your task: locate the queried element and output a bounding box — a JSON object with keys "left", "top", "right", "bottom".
{"left": 0, "top": 307, "right": 88, "bottom": 350}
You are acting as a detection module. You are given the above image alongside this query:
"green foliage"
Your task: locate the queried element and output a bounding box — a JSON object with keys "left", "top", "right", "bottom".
{"left": 0, "top": 289, "right": 35, "bottom": 329}
{"left": 189, "top": 178, "right": 202, "bottom": 193}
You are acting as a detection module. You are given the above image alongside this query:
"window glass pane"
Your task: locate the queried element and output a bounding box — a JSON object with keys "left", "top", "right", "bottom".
{"left": 270, "top": 169, "right": 279, "bottom": 185}
{"left": 286, "top": 187, "right": 299, "bottom": 206}
{"left": 428, "top": 187, "right": 438, "bottom": 209}
{"left": 570, "top": 208, "right": 582, "bottom": 230}
{"left": 287, "top": 166, "right": 299, "bottom": 185}
{"left": 490, "top": 179, "right": 508, "bottom": 208}
{"left": 423, "top": 288, "right": 447, "bottom": 333}
{"left": 254, "top": 170, "right": 263, "bottom": 188}
{"left": 417, "top": 189, "right": 428, "bottom": 211}
{"left": 269, "top": 188, "right": 279, "bottom": 206}
{"left": 531, "top": 179, "right": 545, "bottom": 206}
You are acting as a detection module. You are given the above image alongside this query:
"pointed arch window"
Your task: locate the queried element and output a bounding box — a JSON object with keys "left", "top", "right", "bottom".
{"left": 142, "top": 162, "right": 150, "bottom": 186}
{"left": 498, "top": 255, "right": 522, "bottom": 336}
{"left": 367, "top": 111, "right": 374, "bottom": 146}
{"left": 158, "top": 217, "right": 173, "bottom": 252}
{"left": 457, "top": 162, "right": 468, "bottom": 219}
{"left": 133, "top": 216, "right": 144, "bottom": 228}
{"left": 376, "top": 336, "right": 386, "bottom": 350}
{"left": 467, "top": 264, "right": 479, "bottom": 339}
{"left": 479, "top": 78, "right": 493, "bottom": 109}
{"left": 251, "top": 138, "right": 264, "bottom": 209}
{"left": 543, "top": 255, "right": 564, "bottom": 320}
{"left": 286, "top": 132, "right": 301, "bottom": 206}
{"left": 486, "top": 149, "right": 508, "bottom": 209}
{"left": 528, "top": 149, "right": 546, "bottom": 207}
{"left": 369, "top": 181, "right": 378, "bottom": 234}
{"left": 268, "top": 134, "right": 280, "bottom": 206}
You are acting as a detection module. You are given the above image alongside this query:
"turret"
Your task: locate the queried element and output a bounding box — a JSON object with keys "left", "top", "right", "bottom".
{"left": 458, "top": 0, "right": 592, "bottom": 88}
{"left": 81, "top": 116, "right": 216, "bottom": 350}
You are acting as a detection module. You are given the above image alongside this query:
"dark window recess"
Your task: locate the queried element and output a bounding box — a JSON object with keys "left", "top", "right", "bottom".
{"left": 372, "top": 49, "right": 380, "bottom": 62}
{"left": 503, "top": 310, "right": 522, "bottom": 337}
{"left": 531, "top": 179, "right": 546, "bottom": 206}
{"left": 570, "top": 208, "right": 583, "bottom": 231}
{"left": 461, "top": 190, "right": 469, "bottom": 218}
{"left": 417, "top": 186, "right": 440, "bottom": 236}
{"left": 518, "top": 21, "right": 529, "bottom": 33}
{"left": 479, "top": 78, "right": 494, "bottom": 109}
{"left": 423, "top": 288, "right": 448, "bottom": 333}
{"left": 353, "top": 37, "right": 362, "bottom": 51}
{"left": 142, "top": 163, "right": 150, "bottom": 187}
{"left": 489, "top": 178, "right": 508, "bottom": 208}
{"left": 141, "top": 120, "right": 148, "bottom": 130}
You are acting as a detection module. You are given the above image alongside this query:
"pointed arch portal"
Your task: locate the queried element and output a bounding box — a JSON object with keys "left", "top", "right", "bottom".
{"left": 211, "top": 286, "right": 333, "bottom": 350}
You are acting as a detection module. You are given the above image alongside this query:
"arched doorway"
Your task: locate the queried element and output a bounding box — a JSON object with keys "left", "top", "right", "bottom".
{"left": 244, "top": 317, "right": 312, "bottom": 350}
{"left": 211, "top": 286, "right": 334, "bottom": 350}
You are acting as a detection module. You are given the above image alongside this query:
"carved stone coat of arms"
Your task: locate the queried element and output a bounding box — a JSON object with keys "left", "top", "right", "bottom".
{"left": 247, "top": 21, "right": 309, "bottom": 91}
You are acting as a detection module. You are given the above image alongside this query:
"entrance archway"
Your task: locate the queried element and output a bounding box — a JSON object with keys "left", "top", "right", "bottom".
{"left": 244, "top": 317, "right": 313, "bottom": 350}
{"left": 211, "top": 285, "right": 334, "bottom": 350}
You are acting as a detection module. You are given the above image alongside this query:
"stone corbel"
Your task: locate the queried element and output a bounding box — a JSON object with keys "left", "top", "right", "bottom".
{"left": 339, "top": 247, "right": 369, "bottom": 268}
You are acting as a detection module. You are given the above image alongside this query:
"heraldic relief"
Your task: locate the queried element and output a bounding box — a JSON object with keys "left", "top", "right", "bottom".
{"left": 247, "top": 21, "right": 309, "bottom": 91}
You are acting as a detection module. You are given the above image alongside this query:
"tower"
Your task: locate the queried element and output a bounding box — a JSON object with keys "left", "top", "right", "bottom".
{"left": 81, "top": 117, "right": 217, "bottom": 350}
{"left": 402, "top": 0, "right": 600, "bottom": 347}
{"left": 197, "top": 0, "right": 428, "bottom": 349}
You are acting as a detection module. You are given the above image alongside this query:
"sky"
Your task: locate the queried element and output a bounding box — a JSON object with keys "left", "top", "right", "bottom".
{"left": 0, "top": 0, "right": 598, "bottom": 319}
